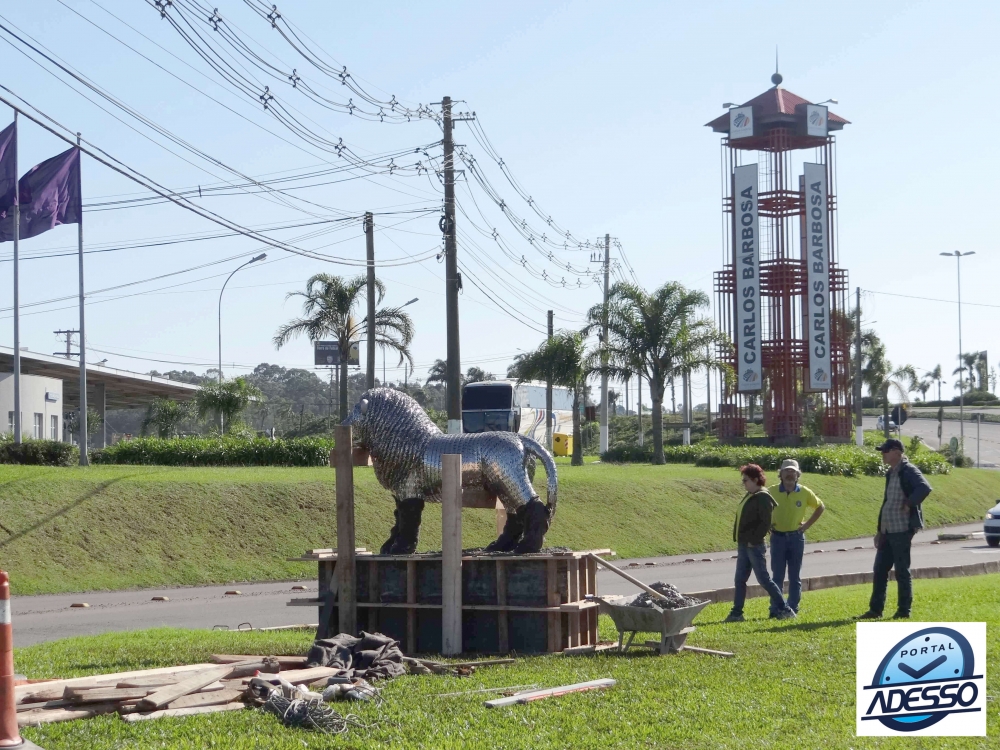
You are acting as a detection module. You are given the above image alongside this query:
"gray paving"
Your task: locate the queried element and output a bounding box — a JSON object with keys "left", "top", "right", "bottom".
{"left": 10, "top": 523, "right": 994, "bottom": 647}
{"left": 864, "top": 416, "right": 1000, "bottom": 469}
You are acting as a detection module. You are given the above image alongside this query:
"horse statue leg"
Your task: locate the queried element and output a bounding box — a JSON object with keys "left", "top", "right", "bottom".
{"left": 380, "top": 497, "right": 402, "bottom": 554}
{"left": 387, "top": 497, "right": 425, "bottom": 555}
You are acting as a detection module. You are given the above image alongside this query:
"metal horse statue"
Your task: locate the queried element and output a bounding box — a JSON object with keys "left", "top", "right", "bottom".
{"left": 343, "top": 388, "right": 557, "bottom": 554}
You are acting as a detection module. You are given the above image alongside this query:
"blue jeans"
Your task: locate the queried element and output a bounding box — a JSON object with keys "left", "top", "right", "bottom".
{"left": 770, "top": 530, "right": 805, "bottom": 615}
{"left": 730, "top": 542, "right": 789, "bottom": 617}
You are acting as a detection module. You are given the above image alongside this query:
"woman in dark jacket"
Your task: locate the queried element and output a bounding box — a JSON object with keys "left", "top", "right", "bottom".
{"left": 725, "top": 464, "right": 796, "bottom": 622}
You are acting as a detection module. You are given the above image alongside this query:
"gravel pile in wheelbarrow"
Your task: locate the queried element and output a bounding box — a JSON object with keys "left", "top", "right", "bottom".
{"left": 629, "top": 581, "right": 702, "bottom": 610}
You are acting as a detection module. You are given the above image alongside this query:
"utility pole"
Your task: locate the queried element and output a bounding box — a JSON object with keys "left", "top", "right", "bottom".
{"left": 941, "top": 251, "right": 974, "bottom": 459}
{"left": 54, "top": 330, "right": 79, "bottom": 359}
{"left": 600, "top": 233, "right": 610, "bottom": 454}
{"left": 682, "top": 370, "right": 691, "bottom": 445}
{"left": 706, "top": 347, "right": 712, "bottom": 438}
{"left": 442, "top": 96, "right": 462, "bottom": 434}
{"left": 854, "top": 286, "right": 863, "bottom": 446}
{"left": 545, "top": 310, "right": 553, "bottom": 451}
{"left": 365, "top": 211, "right": 376, "bottom": 390}
{"left": 77, "top": 133, "right": 88, "bottom": 466}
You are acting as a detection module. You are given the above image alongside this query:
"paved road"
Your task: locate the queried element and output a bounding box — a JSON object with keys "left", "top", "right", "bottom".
{"left": 12, "top": 523, "right": 993, "bottom": 647}
{"left": 864, "top": 416, "right": 1000, "bottom": 469}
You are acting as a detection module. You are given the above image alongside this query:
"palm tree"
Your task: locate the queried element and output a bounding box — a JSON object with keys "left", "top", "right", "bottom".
{"left": 508, "top": 331, "right": 590, "bottom": 466}
{"left": 915, "top": 381, "right": 931, "bottom": 403}
{"left": 140, "top": 398, "right": 190, "bottom": 438}
{"left": 953, "top": 352, "right": 981, "bottom": 394}
{"left": 425, "top": 359, "right": 447, "bottom": 386}
{"left": 861, "top": 338, "right": 916, "bottom": 438}
{"left": 196, "top": 377, "right": 263, "bottom": 434}
{"left": 273, "top": 274, "right": 414, "bottom": 421}
{"left": 926, "top": 365, "right": 943, "bottom": 403}
{"left": 465, "top": 367, "right": 494, "bottom": 383}
{"left": 585, "top": 281, "right": 727, "bottom": 464}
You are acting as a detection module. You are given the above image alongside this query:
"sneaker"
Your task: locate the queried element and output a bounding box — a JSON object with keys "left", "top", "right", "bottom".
{"left": 856, "top": 610, "right": 882, "bottom": 620}
{"left": 724, "top": 613, "right": 745, "bottom": 623}
{"left": 891, "top": 611, "right": 910, "bottom": 620}
{"left": 775, "top": 608, "right": 797, "bottom": 620}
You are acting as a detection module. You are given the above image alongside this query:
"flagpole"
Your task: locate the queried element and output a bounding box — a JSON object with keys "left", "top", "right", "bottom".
{"left": 12, "top": 111, "right": 20, "bottom": 444}
{"left": 76, "top": 133, "right": 87, "bottom": 466}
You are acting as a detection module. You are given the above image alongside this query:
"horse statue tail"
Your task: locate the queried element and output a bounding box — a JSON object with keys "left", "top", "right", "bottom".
{"left": 520, "top": 435, "right": 558, "bottom": 520}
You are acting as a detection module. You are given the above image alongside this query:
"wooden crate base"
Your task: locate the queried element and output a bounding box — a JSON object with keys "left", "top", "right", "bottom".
{"left": 288, "top": 549, "right": 609, "bottom": 654}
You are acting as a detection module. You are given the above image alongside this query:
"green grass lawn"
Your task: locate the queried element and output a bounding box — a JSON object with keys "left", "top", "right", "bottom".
{"left": 2, "top": 462, "right": 999, "bottom": 595}
{"left": 17, "top": 575, "right": 1000, "bottom": 749}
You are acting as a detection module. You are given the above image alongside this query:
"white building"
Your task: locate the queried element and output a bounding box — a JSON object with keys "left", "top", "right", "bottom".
{"left": 0, "top": 372, "right": 63, "bottom": 440}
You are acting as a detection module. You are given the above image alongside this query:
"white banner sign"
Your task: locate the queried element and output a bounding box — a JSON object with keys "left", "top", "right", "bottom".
{"left": 805, "top": 104, "right": 828, "bottom": 137}
{"left": 729, "top": 106, "right": 754, "bottom": 140}
{"left": 804, "top": 162, "right": 831, "bottom": 391}
{"left": 733, "top": 164, "right": 761, "bottom": 391}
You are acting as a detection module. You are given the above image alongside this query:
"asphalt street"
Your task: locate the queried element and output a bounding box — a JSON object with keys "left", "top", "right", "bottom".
{"left": 11, "top": 523, "right": 993, "bottom": 647}
{"left": 864, "top": 416, "right": 1000, "bottom": 468}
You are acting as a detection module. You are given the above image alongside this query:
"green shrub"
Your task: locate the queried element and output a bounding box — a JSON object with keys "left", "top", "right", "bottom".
{"left": 0, "top": 438, "right": 78, "bottom": 466}
{"left": 91, "top": 436, "right": 336, "bottom": 467}
{"left": 601, "top": 441, "right": 952, "bottom": 477}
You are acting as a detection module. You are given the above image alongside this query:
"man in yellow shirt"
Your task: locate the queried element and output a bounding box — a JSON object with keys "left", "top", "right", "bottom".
{"left": 769, "top": 459, "right": 825, "bottom": 617}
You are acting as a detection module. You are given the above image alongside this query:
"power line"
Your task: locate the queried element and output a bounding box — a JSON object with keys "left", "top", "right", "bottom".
{"left": 863, "top": 288, "right": 1000, "bottom": 310}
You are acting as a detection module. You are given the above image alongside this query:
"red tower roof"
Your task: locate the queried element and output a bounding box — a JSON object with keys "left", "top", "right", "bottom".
{"left": 705, "top": 86, "right": 849, "bottom": 133}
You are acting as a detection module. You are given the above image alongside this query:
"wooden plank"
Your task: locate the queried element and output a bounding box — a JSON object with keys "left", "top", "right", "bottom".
{"left": 496, "top": 560, "right": 508, "bottom": 653}
{"left": 16, "top": 698, "right": 74, "bottom": 713}
{"left": 406, "top": 560, "right": 417, "bottom": 655}
{"left": 139, "top": 666, "right": 234, "bottom": 710}
{"left": 121, "top": 702, "right": 246, "bottom": 722}
{"left": 484, "top": 679, "right": 615, "bottom": 708}
{"left": 273, "top": 667, "right": 338, "bottom": 686}
{"left": 441, "top": 453, "right": 463, "bottom": 656}
{"left": 495, "top": 498, "right": 507, "bottom": 536}
{"left": 16, "top": 663, "right": 215, "bottom": 704}
{"left": 335, "top": 424, "right": 357, "bottom": 637}
{"left": 18, "top": 702, "right": 122, "bottom": 726}
{"left": 680, "top": 645, "right": 736, "bottom": 658}
{"left": 65, "top": 686, "right": 151, "bottom": 704}
{"left": 568, "top": 559, "right": 580, "bottom": 603}
{"left": 547, "top": 559, "right": 561, "bottom": 652}
{"left": 167, "top": 688, "right": 245, "bottom": 710}
{"left": 289, "top": 549, "right": 613, "bottom": 563}
{"left": 368, "top": 559, "right": 380, "bottom": 633}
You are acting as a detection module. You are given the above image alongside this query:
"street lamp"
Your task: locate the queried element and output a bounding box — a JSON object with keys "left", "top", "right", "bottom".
{"left": 218, "top": 253, "right": 267, "bottom": 384}
{"left": 385, "top": 297, "right": 419, "bottom": 385}
{"left": 940, "top": 250, "right": 975, "bottom": 459}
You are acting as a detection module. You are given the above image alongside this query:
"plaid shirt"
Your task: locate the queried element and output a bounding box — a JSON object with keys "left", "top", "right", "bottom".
{"left": 880, "top": 463, "right": 910, "bottom": 533}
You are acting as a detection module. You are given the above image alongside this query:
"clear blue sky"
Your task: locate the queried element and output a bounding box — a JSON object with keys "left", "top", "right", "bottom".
{"left": 0, "top": 0, "right": 998, "bottom": 404}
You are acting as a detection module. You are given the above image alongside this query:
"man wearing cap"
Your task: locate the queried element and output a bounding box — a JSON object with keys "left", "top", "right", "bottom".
{"left": 858, "top": 438, "right": 932, "bottom": 620}
{"left": 769, "top": 458, "right": 825, "bottom": 617}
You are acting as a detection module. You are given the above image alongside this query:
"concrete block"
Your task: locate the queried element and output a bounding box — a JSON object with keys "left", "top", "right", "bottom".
{"left": 912, "top": 567, "right": 939, "bottom": 580}
{"left": 711, "top": 587, "right": 736, "bottom": 603}
{"left": 962, "top": 562, "right": 989, "bottom": 577}
{"left": 937, "top": 565, "right": 962, "bottom": 578}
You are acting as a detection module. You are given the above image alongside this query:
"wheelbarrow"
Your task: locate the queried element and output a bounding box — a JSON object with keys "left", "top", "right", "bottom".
{"left": 588, "top": 594, "right": 709, "bottom": 654}
{"left": 584, "top": 553, "right": 733, "bottom": 657}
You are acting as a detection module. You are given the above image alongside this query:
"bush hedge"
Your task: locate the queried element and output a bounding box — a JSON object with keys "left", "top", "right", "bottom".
{"left": 91, "top": 436, "right": 336, "bottom": 467}
{"left": 0, "top": 438, "right": 78, "bottom": 466}
{"left": 601, "top": 441, "right": 952, "bottom": 477}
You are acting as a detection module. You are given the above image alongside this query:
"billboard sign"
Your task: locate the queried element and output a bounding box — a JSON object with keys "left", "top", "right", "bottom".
{"left": 805, "top": 104, "right": 828, "bottom": 137}
{"left": 733, "top": 163, "right": 762, "bottom": 391}
{"left": 728, "top": 106, "right": 754, "bottom": 140}
{"left": 804, "top": 162, "right": 831, "bottom": 391}
{"left": 314, "top": 340, "right": 360, "bottom": 367}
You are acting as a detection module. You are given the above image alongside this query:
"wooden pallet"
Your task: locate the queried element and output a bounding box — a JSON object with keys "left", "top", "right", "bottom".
{"left": 288, "top": 549, "right": 610, "bottom": 654}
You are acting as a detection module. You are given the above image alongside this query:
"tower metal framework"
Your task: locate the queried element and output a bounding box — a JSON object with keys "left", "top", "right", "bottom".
{"left": 707, "top": 80, "right": 852, "bottom": 442}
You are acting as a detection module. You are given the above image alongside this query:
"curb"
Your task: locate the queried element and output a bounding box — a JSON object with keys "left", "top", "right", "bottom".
{"left": 685, "top": 560, "right": 1000, "bottom": 604}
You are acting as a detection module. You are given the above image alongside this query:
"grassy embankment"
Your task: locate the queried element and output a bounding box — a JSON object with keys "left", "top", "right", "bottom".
{"left": 1, "top": 461, "right": 998, "bottom": 595}
{"left": 16, "top": 575, "right": 1000, "bottom": 749}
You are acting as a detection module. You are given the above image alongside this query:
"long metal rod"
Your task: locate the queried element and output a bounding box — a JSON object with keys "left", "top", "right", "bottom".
{"left": 217, "top": 256, "right": 261, "bottom": 431}
{"left": 854, "top": 286, "right": 863, "bottom": 445}
{"left": 11, "top": 111, "right": 19, "bottom": 444}
{"left": 77, "top": 133, "right": 88, "bottom": 465}
{"left": 545, "top": 309, "right": 553, "bottom": 450}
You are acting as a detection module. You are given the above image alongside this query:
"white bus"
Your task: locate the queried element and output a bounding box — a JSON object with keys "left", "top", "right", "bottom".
{"left": 462, "top": 379, "right": 574, "bottom": 440}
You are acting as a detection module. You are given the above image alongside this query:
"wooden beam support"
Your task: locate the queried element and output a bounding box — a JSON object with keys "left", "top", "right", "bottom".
{"left": 335, "top": 424, "right": 356, "bottom": 636}
{"left": 441, "top": 453, "right": 463, "bottom": 656}
{"left": 406, "top": 560, "right": 417, "bottom": 654}
{"left": 496, "top": 560, "right": 508, "bottom": 654}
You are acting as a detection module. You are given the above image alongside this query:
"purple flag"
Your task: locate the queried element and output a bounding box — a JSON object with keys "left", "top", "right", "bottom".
{"left": 0, "top": 121, "right": 15, "bottom": 222}
{"left": 0, "top": 147, "right": 81, "bottom": 242}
